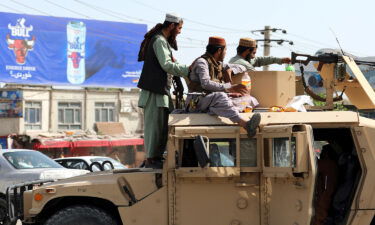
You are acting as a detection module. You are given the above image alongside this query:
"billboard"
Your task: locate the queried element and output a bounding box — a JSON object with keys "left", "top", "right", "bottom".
{"left": 0, "top": 12, "right": 147, "bottom": 87}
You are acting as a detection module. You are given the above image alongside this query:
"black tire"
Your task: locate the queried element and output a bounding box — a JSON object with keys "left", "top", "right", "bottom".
{"left": 44, "top": 205, "right": 117, "bottom": 225}
{"left": 102, "top": 160, "right": 114, "bottom": 170}
{"left": 89, "top": 162, "right": 103, "bottom": 172}
{"left": 0, "top": 198, "right": 15, "bottom": 225}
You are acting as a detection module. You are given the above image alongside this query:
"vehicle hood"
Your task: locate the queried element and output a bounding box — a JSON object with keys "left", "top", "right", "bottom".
{"left": 0, "top": 168, "right": 89, "bottom": 194}
{"left": 38, "top": 168, "right": 89, "bottom": 180}
{"left": 37, "top": 168, "right": 160, "bottom": 206}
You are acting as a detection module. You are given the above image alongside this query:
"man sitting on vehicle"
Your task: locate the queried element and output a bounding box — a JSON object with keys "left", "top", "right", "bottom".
{"left": 186, "top": 36, "right": 261, "bottom": 137}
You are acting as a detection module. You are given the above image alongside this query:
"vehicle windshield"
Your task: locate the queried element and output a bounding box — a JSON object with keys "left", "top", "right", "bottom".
{"left": 4, "top": 151, "right": 63, "bottom": 169}
{"left": 90, "top": 157, "right": 126, "bottom": 169}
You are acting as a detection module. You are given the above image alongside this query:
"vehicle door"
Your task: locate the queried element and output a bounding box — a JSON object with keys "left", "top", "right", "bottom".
{"left": 260, "top": 124, "right": 316, "bottom": 225}
{"left": 346, "top": 126, "right": 375, "bottom": 224}
{"left": 0, "top": 155, "right": 13, "bottom": 194}
{"left": 172, "top": 126, "right": 260, "bottom": 225}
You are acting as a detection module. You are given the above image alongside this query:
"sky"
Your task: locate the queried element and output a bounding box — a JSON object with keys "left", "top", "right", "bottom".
{"left": 0, "top": 0, "right": 374, "bottom": 71}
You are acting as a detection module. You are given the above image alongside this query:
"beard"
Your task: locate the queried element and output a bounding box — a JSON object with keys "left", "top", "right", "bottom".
{"left": 167, "top": 27, "right": 179, "bottom": 50}
{"left": 217, "top": 51, "right": 225, "bottom": 62}
{"left": 245, "top": 53, "right": 251, "bottom": 61}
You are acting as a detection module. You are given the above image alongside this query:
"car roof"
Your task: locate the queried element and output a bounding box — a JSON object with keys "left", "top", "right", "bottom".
{"left": 0, "top": 149, "right": 36, "bottom": 155}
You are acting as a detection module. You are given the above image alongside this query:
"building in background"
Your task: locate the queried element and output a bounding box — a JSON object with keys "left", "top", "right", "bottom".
{"left": 0, "top": 86, "right": 145, "bottom": 167}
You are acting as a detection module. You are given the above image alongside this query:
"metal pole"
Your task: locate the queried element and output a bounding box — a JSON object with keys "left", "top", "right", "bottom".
{"left": 263, "top": 25, "right": 271, "bottom": 71}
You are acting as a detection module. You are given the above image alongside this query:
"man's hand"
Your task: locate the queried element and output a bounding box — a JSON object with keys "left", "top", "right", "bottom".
{"left": 227, "top": 84, "right": 248, "bottom": 96}
{"left": 223, "top": 68, "right": 232, "bottom": 83}
{"left": 228, "top": 93, "right": 242, "bottom": 98}
{"left": 281, "top": 57, "right": 291, "bottom": 64}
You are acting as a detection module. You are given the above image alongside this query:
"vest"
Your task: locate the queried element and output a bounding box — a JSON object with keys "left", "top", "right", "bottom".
{"left": 187, "top": 53, "right": 223, "bottom": 92}
{"left": 137, "top": 33, "right": 172, "bottom": 95}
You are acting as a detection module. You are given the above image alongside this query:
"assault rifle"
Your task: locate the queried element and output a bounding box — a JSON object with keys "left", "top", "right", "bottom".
{"left": 172, "top": 76, "right": 185, "bottom": 110}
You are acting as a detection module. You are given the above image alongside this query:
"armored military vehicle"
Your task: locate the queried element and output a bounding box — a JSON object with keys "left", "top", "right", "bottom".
{"left": 6, "top": 54, "right": 375, "bottom": 225}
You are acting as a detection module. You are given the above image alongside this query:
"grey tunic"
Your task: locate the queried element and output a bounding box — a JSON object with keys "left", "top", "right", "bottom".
{"left": 188, "top": 58, "right": 242, "bottom": 123}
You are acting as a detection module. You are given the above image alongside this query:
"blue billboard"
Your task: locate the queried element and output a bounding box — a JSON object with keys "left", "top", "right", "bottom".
{"left": 0, "top": 12, "right": 146, "bottom": 87}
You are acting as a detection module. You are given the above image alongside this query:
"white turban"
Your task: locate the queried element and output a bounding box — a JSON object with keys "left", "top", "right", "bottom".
{"left": 165, "top": 13, "right": 182, "bottom": 23}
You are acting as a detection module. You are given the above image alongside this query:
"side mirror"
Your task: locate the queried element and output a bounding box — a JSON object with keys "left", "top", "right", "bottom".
{"left": 193, "top": 135, "right": 210, "bottom": 168}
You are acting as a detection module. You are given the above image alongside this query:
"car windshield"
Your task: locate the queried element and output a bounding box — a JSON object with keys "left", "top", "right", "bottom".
{"left": 4, "top": 151, "right": 63, "bottom": 169}
{"left": 90, "top": 157, "right": 126, "bottom": 169}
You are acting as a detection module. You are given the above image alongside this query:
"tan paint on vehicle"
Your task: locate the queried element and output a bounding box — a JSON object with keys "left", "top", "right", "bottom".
{"left": 15, "top": 56, "right": 375, "bottom": 225}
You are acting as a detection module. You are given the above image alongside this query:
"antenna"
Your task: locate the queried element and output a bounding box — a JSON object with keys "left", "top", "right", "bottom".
{"left": 329, "top": 27, "right": 345, "bottom": 56}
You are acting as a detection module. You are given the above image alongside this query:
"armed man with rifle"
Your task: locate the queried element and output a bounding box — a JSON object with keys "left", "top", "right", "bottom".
{"left": 137, "top": 13, "right": 190, "bottom": 169}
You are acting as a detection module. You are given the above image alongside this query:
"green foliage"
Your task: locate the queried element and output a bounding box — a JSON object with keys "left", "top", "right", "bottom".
{"left": 313, "top": 93, "right": 348, "bottom": 111}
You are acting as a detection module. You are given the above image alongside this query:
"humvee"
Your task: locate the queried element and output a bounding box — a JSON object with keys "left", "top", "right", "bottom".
{"left": 6, "top": 54, "right": 375, "bottom": 225}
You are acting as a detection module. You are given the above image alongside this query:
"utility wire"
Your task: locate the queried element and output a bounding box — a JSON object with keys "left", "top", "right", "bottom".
{"left": 12, "top": 0, "right": 54, "bottom": 16}
{"left": 272, "top": 32, "right": 327, "bottom": 52}
{"left": 7, "top": 0, "right": 370, "bottom": 59}
{"left": 73, "top": 0, "right": 246, "bottom": 43}
{"left": 73, "top": 0, "right": 210, "bottom": 44}
{"left": 0, "top": 2, "right": 23, "bottom": 13}
{"left": 74, "top": 0, "right": 246, "bottom": 34}
{"left": 288, "top": 32, "right": 334, "bottom": 49}
{"left": 7, "top": 0, "right": 207, "bottom": 47}
{"left": 278, "top": 32, "right": 367, "bottom": 57}
{"left": 43, "top": 0, "right": 142, "bottom": 41}
{"left": 130, "top": 0, "right": 249, "bottom": 32}
{"left": 10, "top": 0, "right": 142, "bottom": 44}
{"left": 45, "top": 0, "right": 90, "bottom": 19}
{"left": 74, "top": 0, "right": 148, "bottom": 23}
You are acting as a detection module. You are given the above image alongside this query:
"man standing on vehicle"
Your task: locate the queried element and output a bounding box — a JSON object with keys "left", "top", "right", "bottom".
{"left": 137, "top": 13, "right": 190, "bottom": 169}
{"left": 229, "top": 38, "right": 291, "bottom": 71}
{"left": 187, "top": 36, "right": 261, "bottom": 137}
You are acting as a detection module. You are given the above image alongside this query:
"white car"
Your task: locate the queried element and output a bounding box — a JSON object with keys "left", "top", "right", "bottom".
{"left": 55, "top": 156, "right": 128, "bottom": 172}
{"left": 0, "top": 149, "right": 88, "bottom": 224}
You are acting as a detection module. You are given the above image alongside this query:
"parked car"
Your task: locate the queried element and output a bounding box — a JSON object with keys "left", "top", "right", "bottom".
{"left": 54, "top": 156, "right": 128, "bottom": 172}
{"left": 0, "top": 149, "right": 88, "bottom": 225}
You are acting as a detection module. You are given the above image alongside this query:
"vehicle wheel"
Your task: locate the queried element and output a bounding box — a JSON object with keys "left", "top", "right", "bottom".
{"left": 44, "top": 205, "right": 117, "bottom": 225}
{"left": 0, "top": 198, "right": 15, "bottom": 225}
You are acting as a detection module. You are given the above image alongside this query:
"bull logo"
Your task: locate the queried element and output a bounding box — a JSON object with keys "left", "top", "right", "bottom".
{"left": 6, "top": 34, "right": 35, "bottom": 65}
{"left": 7, "top": 18, "right": 35, "bottom": 65}
{"left": 68, "top": 52, "right": 83, "bottom": 69}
